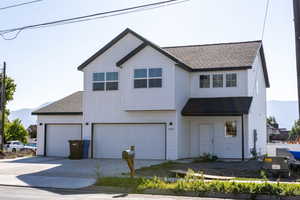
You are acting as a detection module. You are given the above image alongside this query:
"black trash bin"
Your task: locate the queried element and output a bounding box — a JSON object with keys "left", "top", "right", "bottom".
{"left": 69, "top": 140, "right": 83, "bottom": 159}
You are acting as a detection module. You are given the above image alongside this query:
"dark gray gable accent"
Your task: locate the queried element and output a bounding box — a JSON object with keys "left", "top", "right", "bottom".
{"left": 77, "top": 28, "right": 192, "bottom": 72}
{"left": 116, "top": 42, "right": 147, "bottom": 67}
{"left": 77, "top": 28, "right": 132, "bottom": 70}
{"left": 259, "top": 44, "right": 270, "bottom": 88}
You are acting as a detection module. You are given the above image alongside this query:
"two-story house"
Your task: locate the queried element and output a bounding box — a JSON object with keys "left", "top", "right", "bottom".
{"left": 32, "top": 28, "right": 270, "bottom": 160}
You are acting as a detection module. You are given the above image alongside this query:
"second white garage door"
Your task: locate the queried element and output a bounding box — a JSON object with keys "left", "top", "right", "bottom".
{"left": 46, "top": 124, "right": 82, "bottom": 157}
{"left": 93, "top": 124, "right": 166, "bottom": 159}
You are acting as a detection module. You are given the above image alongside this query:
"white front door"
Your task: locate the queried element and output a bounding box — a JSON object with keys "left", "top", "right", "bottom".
{"left": 199, "top": 124, "right": 214, "bottom": 155}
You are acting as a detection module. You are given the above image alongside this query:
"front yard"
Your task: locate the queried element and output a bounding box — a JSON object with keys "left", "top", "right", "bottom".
{"left": 135, "top": 160, "right": 263, "bottom": 180}
{"left": 94, "top": 159, "right": 300, "bottom": 198}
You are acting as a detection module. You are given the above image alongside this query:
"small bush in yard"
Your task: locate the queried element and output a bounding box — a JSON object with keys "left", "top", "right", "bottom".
{"left": 193, "top": 153, "right": 218, "bottom": 163}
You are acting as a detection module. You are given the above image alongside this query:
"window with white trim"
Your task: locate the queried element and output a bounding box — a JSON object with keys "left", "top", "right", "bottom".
{"left": 93, "top": 72, "right": 118, "bottom": 91}
{"left": 213, "top": 74, "right": 223, "bottom": 88}
{"left": 226, "top": 73, "right": 237, "bottom": 87}
{"left": 225, "top": 121, "right": 237, "bottom": 137}
{"left": 134, "top": 68, "right": 162, "bottom": 88}
{"left": 199, "top": 75, "right": 210, "bottom": 88}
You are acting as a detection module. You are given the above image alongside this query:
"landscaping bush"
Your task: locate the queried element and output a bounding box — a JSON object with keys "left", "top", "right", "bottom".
{"left": 193, "top": 153, "right": 218, "bottom": 163}
{"left": 96, "top": 177, "right": 300, "bottom": 196}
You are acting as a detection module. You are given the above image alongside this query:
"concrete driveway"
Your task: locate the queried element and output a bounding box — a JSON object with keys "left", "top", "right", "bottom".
{"left": 0, "top": 156, "right": 164, "bottom": 189}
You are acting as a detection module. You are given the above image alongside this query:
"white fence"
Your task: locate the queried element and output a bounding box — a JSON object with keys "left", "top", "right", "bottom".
{"left": 267, "top": 143, "right": 300, "bottom": 156}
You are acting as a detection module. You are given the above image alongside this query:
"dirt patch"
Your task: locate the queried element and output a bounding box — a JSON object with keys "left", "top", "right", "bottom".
{"left": 136, "top": 160, "right": 263, "bottom": 179}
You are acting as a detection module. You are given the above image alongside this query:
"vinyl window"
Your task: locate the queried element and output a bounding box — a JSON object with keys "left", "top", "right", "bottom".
{"left": 93, "top": 72, "right": 118, "bottom": 91}
{"left": 134, "top": 68, "right": 162, "bottom": 88}
{"left": 225, "top": 121, "right": 237, "bottom": 137}
{"left": 226, "top": 73, "right": 237, "bottom": 87}
{"left": 199, "top": 75, "right": 210, "bottom": 88}
{"left": 213, "top": 74, "right": 223, "bottom": 88}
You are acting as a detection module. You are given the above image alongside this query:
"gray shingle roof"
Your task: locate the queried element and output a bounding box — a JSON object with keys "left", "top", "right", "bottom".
{"left": 32, "top": 91, "right": 83, "bottom": 115}
{"left": 162, "top": 41, "right": 262, "bottom": 70}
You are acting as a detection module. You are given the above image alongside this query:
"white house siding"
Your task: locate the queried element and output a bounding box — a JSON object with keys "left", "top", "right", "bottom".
{"left": 190, "top": 70, "right": 248, "bottom": 98}
{"left": 82, "top": 34, "right": 179, "bottom": 160}
{"left": 175, "top": 67, "right": 191, "bottom": 158}
{"left": 36, "top": 115, "right": 83, "bottom": 156}
{"left": 188, "top": 116, "right": 243, "bottom": 159}
{"left": 247, "top": 54, "right": 267, "bottom": 157}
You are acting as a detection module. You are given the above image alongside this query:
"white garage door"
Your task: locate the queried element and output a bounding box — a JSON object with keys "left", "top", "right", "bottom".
{"left": 93, "top": 124, "right": 166, "bottom": 159}
{"left": 46, "top": 124, "right": 82, "bottom": 157}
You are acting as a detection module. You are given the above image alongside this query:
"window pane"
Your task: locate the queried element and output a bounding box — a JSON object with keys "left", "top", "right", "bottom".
{"left": 106, "top": 82, "right": 118, "bottom": 90}
{"left": 93, "top": 73, "right": 104, "bottom": 81}
{"left": 213, "top": 74, "right": 223, "bottom": 88}
{"left": 149, "top": 78, "right": 162, "bottom": 88}
{"left": 226, "top": 73, "right": 237, "bottom": 87}
{"left": 149, "top": 68, "right": 162, "bottom": 77}
{"left": 199, "top": 75, "right": 210, "bottom": 88}
{"left": 134, "top": 69, "right": 147, "bottom": 78}
{"left": 93, "top": 82, "right": 104, "bottom": 91}
{"left": 225, "top": 121, "right": 237, "bottom": 137}
{"left": 134, "top": 79, "right": 147, "bottom": 88}
{"left": 106, "top": 72, "right": 118, "bottom": 81}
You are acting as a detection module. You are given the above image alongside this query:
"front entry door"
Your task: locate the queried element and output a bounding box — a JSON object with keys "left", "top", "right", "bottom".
{"left": 199, "top": 124, "right": 214, "bottom": 155}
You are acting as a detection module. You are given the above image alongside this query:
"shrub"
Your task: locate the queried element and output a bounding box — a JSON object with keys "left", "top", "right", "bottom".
{"left": 96, "top": 177, "right": 300, "bottom": 196}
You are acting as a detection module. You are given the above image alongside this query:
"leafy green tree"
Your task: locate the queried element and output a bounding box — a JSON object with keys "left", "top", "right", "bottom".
{"left": 289, "top": 119, "right": 300, "bottom": 141}
{"left": 267, "top": 116, "right": 277, "bottom": 126}
{"left": 4, "top": 119, "right": 28, "bottom": 144}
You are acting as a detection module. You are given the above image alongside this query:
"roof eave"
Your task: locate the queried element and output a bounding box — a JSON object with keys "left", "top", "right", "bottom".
{"left": 31, "top": 112, "right": 83, "bottom": 115}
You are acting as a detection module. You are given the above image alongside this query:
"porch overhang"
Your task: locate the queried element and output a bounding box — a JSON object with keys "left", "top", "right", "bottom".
{"left": 181, "top": 97, "right": 253, "bottom": 116}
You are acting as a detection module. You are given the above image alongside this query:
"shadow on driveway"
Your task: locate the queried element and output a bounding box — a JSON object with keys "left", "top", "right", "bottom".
{"left": 0, "top": 156, "right": 164, "bottom": 192}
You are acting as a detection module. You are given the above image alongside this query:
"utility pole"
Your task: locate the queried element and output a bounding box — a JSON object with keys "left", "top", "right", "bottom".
{"left": 294, "top": 0, "right": 300, "bottom": 117}
{"left": 0, "top": 62, "right": 6, "bottom": 151}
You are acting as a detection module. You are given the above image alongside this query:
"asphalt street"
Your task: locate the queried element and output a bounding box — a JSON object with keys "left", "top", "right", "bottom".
{"left": 0, "top": 185, "right": 234, "bottom": 200}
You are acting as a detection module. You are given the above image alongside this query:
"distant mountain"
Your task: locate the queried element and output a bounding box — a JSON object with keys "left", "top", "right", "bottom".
{"left": 8, "top": 102, "right": 52, "bottom": 128}
{"left": 267, "top": 100, "right": 298, "bottom": 130}
{"left": 7, "top": 100, "right": 298, "bottom": 130}
{"left": 9, "top": 108, "right": 36, "bottom": 128}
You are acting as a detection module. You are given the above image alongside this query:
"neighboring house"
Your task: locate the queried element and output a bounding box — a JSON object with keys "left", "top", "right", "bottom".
{"left": 267, "top": 123, "right": 289, "bottom": 143}
{"left": 32, "top": 28, "right": 270, "bottom": 160}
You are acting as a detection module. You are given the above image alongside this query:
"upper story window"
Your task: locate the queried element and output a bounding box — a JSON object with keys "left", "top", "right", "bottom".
{"left": 213, "top": 74, "right": 223, "bottom": 88}
{"left": 134, "top": 68, "right": 162, "bottom": 88}
{"left": 199, "top": 75, "right": 210, "bottom": 88}
{"left": 226, "top": 73, "right": 237, "bottom": 87}
{"left": 93, "top": 72, "right": 118, "bottom": 91}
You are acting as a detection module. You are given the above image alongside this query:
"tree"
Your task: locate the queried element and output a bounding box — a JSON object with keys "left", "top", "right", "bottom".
{"left": 289, "top": 119, "right": 300, "bottom": 141}
{"left": 4, "top": 119, "right": 28, "bottom": 144}
{"left": 2, "top": 76, "right": 17, "bottom": 116}
{"left": 267, "top": 116, "right": 278, "bottom": 128}
{"left": 0, "top": 76, "right": 16, "bottom": 143}
{"left": 27, "top": 125, "right": 37, "bottom": 139}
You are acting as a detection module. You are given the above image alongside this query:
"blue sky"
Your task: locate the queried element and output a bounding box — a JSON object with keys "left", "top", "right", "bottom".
{"left": 0, "top": 0, "right": 296, "bottom": 110}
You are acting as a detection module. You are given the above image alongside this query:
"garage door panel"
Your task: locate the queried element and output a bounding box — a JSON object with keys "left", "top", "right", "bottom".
{"left": 93, "top": 124, "right": 165, "bottom": 159}
{"left": 46, "top": 124, "right": 81, "bottom": 157}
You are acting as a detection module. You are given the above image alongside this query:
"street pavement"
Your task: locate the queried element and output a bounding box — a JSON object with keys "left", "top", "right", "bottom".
{"left": 0, "top": 185, "right": 234, "bottom": 200}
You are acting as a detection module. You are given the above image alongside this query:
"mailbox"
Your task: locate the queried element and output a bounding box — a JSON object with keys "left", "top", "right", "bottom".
{"left": 122, "top": 146, "right": 135, "bottom": 160}
{"left": 122, "top": 146, "right": 135, "bottom": 177}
